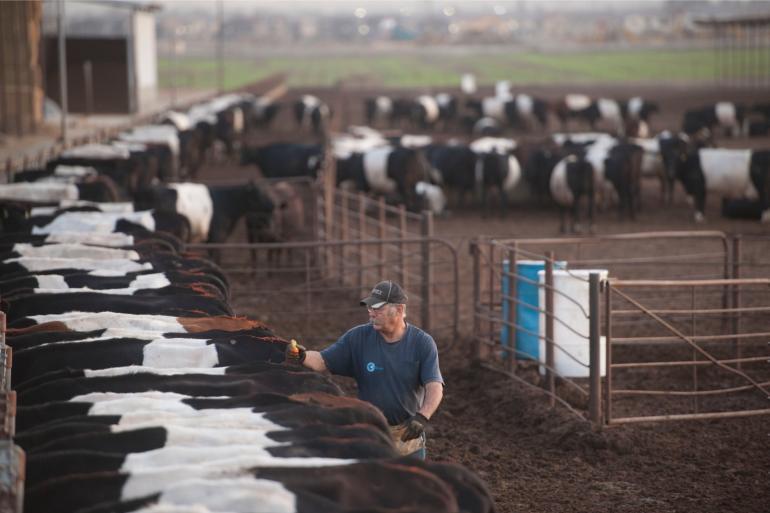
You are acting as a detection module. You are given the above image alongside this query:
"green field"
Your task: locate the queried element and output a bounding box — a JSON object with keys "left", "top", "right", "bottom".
{"left": 158, "top": 47, "right": 767, "bottom": 90}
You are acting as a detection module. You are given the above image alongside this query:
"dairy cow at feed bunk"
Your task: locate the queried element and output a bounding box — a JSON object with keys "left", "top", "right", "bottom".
{"left": 240, "top": 141, "right": 324, "bottom": 180}
{"left": 673, "top": 147, "right": 770, "bottom": 223}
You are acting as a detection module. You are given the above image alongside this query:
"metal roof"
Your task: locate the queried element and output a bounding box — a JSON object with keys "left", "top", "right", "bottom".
{"left": 694, "top": 14, "right": 770, "bottom": 28}
{"left": 76, "top": 0, "right": 162, "bottom": 13}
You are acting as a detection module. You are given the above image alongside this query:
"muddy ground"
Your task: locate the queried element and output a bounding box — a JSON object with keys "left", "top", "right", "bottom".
{"left": 202, "top": 79, "right": 769, "bottom": 513}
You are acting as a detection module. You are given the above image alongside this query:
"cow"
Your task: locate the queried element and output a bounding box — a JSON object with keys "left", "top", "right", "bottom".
{"left": 46, "top": 143, "right": 157, "bottom": 199}
{"left": 630, "top": 131, "right": 690, "bottom": 204}
{"left": 602, "top": 142, "right": 644, "bottom": 220}
{"left": 416, "top": 181, "right": 447, "bottom": 216}
{"left": 241, "top": 96, "right": 281, "bottom": 131}
{"left": 0, "top": 178, "right": 119, "bottom": 205}
{"left": 24, "top": 458, "right": 464, "bottom": 513}
{"left": 3, "top": 290, "right": 234, "bottom": 325}
{"left": 674, "top": 148, "right": 770, "bottom": 223}
{"left": 424, "top": 143, "right": 521, "bottom": 216}
{"left": 294, "top": 95, "right": 331, "bottom": 134}
{"left": 17, "top": 366, "right": 342, "bottom": 406}
{"left": 621, "top": 97, "right": 659, "bottom": 123}
{"left": 245, "top": 181, "right": 306, "bottom": 267}
{"left": 10, "top": 332, "right": 296, "bottom": 386}
{"left": 240, "top": 142, "right": 324, "bottom": 180}
{"left": 364, "top": 96, "right": 394, "bottom": 126}
{"left": 504, "top": 93, "right": 550, "bottom": 132}
{"left": 335, "top": 146, "right": 427, "bottom": 211}
{"left": 549, "top": 153, "right": 595, "bottom": 233}
{"left": 133, "top": 182, "right": 274, "bottom": 244}
{"left": 553, "top": 95, "right": 624, "bottom": 134}
{"left": 118, "top": 125, "right": 181, "bottom": 182}
{"left": 413, "top": 95, "right": 441, "bottom": 129}
{"left": 682, "top": 102, "right": 747, "bottom": 138}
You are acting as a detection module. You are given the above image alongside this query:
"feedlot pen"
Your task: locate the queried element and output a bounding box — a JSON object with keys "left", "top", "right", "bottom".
{"left": 470, "top": 232, "right": 770, "bottom": 426}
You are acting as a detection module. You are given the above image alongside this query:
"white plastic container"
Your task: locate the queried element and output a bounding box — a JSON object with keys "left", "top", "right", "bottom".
{"left": 538, "top": 269, "right": 608, "bottom": 378}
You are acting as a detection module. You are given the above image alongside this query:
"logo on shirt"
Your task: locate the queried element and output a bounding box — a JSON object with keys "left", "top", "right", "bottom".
{"left": 366, "top": 361, "right": 383, "bottom": 373}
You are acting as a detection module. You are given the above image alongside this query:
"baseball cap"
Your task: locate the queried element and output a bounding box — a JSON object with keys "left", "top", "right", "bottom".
{"left": 360, "top": 280, "right": 408, "bottom": 309}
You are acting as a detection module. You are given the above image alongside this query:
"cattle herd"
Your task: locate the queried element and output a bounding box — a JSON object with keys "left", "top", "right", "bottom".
{"left": 0, "top": 92, "right": 495, "bottom": 512}
{"left": 2, "top": 74, "right": 770, "bottom": 511}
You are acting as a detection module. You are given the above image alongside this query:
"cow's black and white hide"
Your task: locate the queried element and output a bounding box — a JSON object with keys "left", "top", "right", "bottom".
{"left": 294, "top": 95, "right": 331, "bottom": 134}
{"left": 621, "top": 97, "right": 659, "bottom": 123}
{"left": 602, "top": 142, "right": 644, "bottom": 220}
{"left": 240, "top": 142, "right": 324, "bottom": 179}
{"left": 134, "top": 182, "right": 274, "bottom": 243}
{"left": 549, "top": 152, "right": 595, "bottom": 233}
{"left": 553, "top": 95, "right": 625, "bottom": 134}
{"left": 336, "top": 146, "right": 427, "bottom": 211}
{"left": 675, "top": 148, "right": 770, "bottom": 223}
{"left": 504, "top": 94, "right": 550, "bottom": 132}
{"left": 682, "top": 102, "right": 747, "bottom": 138}
{"left": 364, "top": 96, "right": 395, "bottom": 126}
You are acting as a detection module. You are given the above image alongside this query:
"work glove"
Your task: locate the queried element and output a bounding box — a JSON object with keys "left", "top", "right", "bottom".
{"left": 285, "top": 339, "right": 307, "bottom": 365}
{"left": 400, "top": 412, "right": 429, "bottom": 442}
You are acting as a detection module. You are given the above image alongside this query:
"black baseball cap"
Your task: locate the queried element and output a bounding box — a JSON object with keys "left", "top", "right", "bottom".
{"left": 360, "top": 280, "right": 408, "bottom": 309}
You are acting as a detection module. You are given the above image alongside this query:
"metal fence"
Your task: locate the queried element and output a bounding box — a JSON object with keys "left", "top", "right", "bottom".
{"left": 470, "top": 231, "right": 770, "bottom": 425}
{"left": 186, "top": 181, "right": 460, "bottom": 350}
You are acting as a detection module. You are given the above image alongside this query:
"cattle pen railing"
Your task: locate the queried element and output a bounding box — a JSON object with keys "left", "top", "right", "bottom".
{"left": 185, "top": 235, "right": 460, "bottom": 351}
{"left": 470, "top": 231, "right": 770, "bottom": 425}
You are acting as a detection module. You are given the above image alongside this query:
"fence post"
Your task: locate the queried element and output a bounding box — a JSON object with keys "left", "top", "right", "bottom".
{"left": 358, "top": 192, "right": 366, "bottom": 292}
{"left": 506, "top": 244, "right": 518, "bottom": 372}
{"left": 399, "top": 205, "right": 407, "bottom": 289}
{"left": 340, "top": 191, "right": 348, "bottom": 285}
{"left": 471, "top": 239, "right": 481, "bottom": 360}
{"left": 544, "top": 251, "right": 555, "bottom": 407}
{"left": 604, "top": 280, "right": 613, "bottom": 425}
{"left": 488, "top": 239, "right": 496, "bottom": 355}
{"left": 732, "top": 235, "right": 742, "bottom": 369}
{"left": 378, "top": 197, "right": 386, "bottom": 279}
{"left": 420, "top": 211, "right": 433, "bottom": 332}
{"left": 588, "top": 272, "right": 601, "bottom": 425}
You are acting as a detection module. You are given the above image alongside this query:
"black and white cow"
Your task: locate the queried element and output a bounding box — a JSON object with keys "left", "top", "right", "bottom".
{"left": 504, "top": 94, "right": 550, "bottom": 132}
{"left": 621, "top": 96, "right": 659, "bottom": 123}
{"left": 240, "top": 142, "right": 324, "bottom": 180}
{"left": 675, "top": 148, "right": 770, "bottom": 223}
{"left": 133, "top": 182, "right": 274, "bottom": 244}
{"left": 336, "top": 146, "right": 427, "bottom": 211}
{"left": 549, "top": 152, "right": 595, "bottom": 233}
{"left": 631, "top": 131, "right": 690, "bottom": 204}
{"left": 241, "top": 95, "right": 281, "bottom": 131}
{"left": 602, "top": 142, "right": 644, "bottom": 220}
{"left": 294, "top": 95, "right": 331, "bottom": 134}
{"left": 682, "top": 102, "right": 747, "bottom": 138}
{"left": 424, "top": 141, "right": 521, "bottom": 215}
{"left": 364, "top": 96, "right": 394, "bottom": 126}
{"left": 553, "top": 95, "right": 624, "bottom": 134}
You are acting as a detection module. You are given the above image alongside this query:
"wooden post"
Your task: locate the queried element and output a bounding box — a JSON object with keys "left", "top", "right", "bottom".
{"left": 506, "top": 245, "right": 518, "bottom": 372}
{"left": 420, "top": 211, "right": 433, "bottom": 332}
{"left": 488, "top": 240, "right": 495, "bottom": 356}
{"left": 588, "top": 272, "right": 601, "bottom": 425}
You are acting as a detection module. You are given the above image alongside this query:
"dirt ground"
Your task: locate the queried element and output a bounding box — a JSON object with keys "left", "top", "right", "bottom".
{"left": 209, "top": 80, "right": 770, "bottom": 513}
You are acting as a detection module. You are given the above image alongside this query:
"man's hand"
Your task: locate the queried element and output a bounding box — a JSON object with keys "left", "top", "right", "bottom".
{"left": 400, "top": 413, "right": 429, "bottom": 442}
{"left": 285, "top": 339, "right": 307, "bottom": 365}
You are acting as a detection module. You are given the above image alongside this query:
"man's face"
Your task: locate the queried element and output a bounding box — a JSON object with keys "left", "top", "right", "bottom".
{"left": 368, "top": 304, "right": 401, "bottom": 332}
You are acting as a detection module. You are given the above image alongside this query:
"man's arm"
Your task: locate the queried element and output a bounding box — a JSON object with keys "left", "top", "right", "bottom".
{"left": 418, "top": 381, "right": 443, "bottom": 419}
{"left": 302, "top": 350, "right": 328, "bottom": 372}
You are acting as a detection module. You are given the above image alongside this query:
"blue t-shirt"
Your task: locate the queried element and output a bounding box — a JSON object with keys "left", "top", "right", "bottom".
{"left": 320, "top": 323, "right": 444, "bottom": 425}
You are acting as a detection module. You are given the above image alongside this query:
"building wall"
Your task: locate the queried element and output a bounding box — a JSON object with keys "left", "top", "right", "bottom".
{"left": 44, "top": 37, "right": 129, "bottom": 114}
{"left": 133, "top": 10, "right": 158, "bottom": 113}
{"left": 0, "top": 0, "right": 43, "bottom": 136}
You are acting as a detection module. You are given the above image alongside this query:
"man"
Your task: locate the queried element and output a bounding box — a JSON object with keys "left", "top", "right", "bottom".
{"left": 286, "top": 280, "right": 444, "bottom": 459}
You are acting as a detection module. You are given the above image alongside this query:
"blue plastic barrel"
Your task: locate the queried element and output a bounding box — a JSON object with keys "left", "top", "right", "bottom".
{"left": 501, "top": 260, "right": 566, "bottom": 360}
